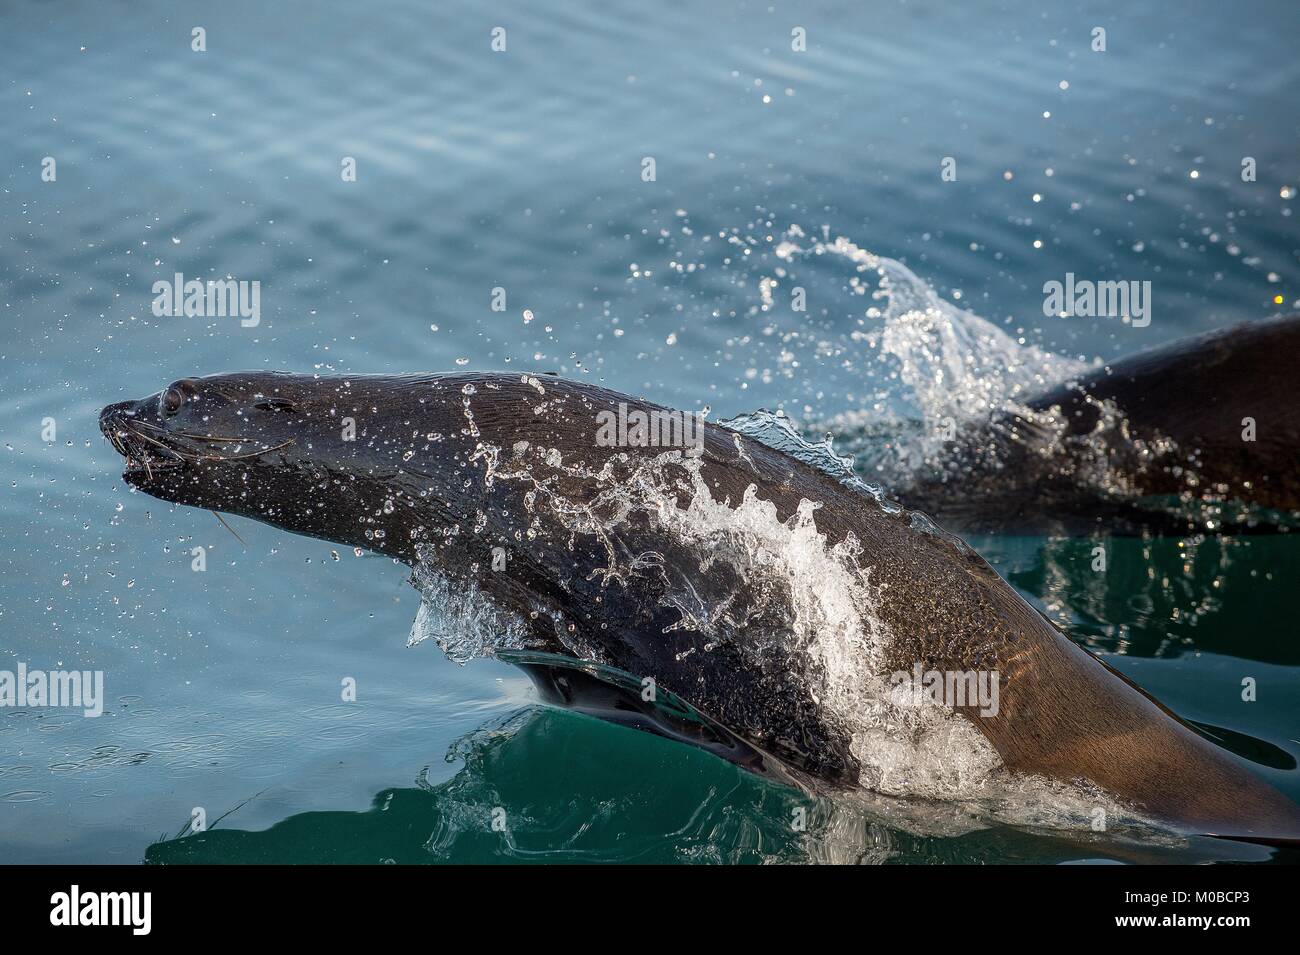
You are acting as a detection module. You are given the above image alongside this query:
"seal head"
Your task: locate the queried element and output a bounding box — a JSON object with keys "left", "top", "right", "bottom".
{"left": 99, "top": 372, "right": 481, "bottom": 561}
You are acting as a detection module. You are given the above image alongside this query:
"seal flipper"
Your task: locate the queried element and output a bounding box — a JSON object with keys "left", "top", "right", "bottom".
{"left": 497, "top": 650, "right": 820, "bottom": 793}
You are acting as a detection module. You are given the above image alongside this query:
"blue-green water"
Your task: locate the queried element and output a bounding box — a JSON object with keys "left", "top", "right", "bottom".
{"left": 1, "top": 0, "right": 1298, "bottom": 863}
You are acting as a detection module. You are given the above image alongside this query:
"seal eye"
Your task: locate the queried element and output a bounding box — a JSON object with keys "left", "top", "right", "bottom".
{"left": 160, "top": 386, "right": 185, "bottom": 417}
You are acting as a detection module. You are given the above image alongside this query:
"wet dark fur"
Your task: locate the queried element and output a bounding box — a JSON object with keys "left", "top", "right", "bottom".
{"left": 897, "top": 315, "right": 1300, "bottom": 534}
{"left": 101, "top": 363, "right": 1300, "bottom": 841}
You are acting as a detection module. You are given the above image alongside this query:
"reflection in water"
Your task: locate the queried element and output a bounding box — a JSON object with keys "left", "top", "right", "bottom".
{"left": 991, "top": 534, "right": 1300, "bottom": 665}
{"left": 143, "top": 707, "right": 1284, "bottom": 865}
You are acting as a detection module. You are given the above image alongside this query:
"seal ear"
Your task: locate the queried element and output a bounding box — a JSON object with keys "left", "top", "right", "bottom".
{"left": 253, "top": 398, "right": 299, "bottom": 413}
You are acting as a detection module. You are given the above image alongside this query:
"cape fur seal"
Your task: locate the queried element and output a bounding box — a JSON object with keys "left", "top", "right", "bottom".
{"left": 99, "top": 353, "right": 1300, "bottom": 843}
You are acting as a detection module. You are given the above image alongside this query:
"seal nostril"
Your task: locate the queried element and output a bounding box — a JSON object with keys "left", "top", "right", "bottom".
{"left": 98, "top": 401, "right": 136, "bottom": 434}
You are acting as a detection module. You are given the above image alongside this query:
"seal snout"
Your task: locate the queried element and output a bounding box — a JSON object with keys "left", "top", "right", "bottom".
{"left": 98, "top": 399, "right": 140, "bottom": 452}
{"left": 99, "top": 396, "right": 187, "bottom": 480}
{"left": 99, "top": 398, "right": 154, "bottom": 445}
{"left": 99, "top": 399, "right": 136, "bottom": 432}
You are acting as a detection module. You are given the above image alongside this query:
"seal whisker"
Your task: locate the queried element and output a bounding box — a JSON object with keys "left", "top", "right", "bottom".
{"left": 179, "top": 434, "right": 260, "bottom": 443}
{"left": 122, "top": 422, "right": 294, "bottom": 465}
{"left": 106, "top": 428, "right": 128, "bottom": 457}
{"left": 131, "top": 420, "right": 254, "bottom": 444}
{"left": 122, "top": 425, "right": 197, "bottom": 464}
{"left": 193, "top": 438, "right": 296, "bottom": 463}
{"left": 211, "top": 510, "right": 246, "bottom": 545}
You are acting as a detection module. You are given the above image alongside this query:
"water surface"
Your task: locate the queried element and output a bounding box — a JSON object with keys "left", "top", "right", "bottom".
{"left": 2, "top": 0, "right": 1298, "bottom": 863}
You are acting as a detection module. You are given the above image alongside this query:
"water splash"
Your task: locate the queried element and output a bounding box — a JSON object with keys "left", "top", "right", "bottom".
{"left": 714, "top": 225, "right": 1213, "bottom": 519}
{"left": 774, "top": 229, "right": 1086, "bottom": 421}
{"left": 718, "top": 406, "right": 902, "bottom": 513}
{"left": 407, "top": 560, "right": 531, "bottom": 664}
{"left": 459, "top": 440, "right": 1148, "bottom": 827}
{"left": 763, "top": 229, "right": 1092, "bottom": 487}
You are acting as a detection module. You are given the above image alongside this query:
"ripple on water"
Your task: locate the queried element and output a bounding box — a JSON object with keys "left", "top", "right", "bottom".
{"left": 3, "top": 790, "right": 54, "bottom": 804}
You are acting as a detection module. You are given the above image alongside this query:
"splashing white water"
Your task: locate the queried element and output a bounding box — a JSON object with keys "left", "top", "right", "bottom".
{"left": 774, "top": 229, "right": 1086, "bottom": 423}
{"left": 734, "top": 225, "right": 1193, "bottom": 512}
{"left": 398, "top": 245, "right": 1160, "bottom": 828}
{"left": 720, "top": 406, "right": 901, "bottom": 511}
{"left": 765, "top": 229, "right": 1093, "bottom": 484}
{"left": 407, "top": 561, "right": 531, "bottom": 664}
{"left": 413, "top": 439, "right": 1145, "bottom": 829}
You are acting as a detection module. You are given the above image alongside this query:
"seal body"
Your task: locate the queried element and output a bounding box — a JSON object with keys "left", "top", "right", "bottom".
{"left": 897, "top": 315, "right": 1300, "bottom": 534}
{"left": 100, "top": 367, "right": 1300, "bottom": 840}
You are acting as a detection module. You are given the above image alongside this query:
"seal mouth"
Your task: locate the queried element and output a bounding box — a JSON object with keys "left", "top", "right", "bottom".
{"left": 99, "top": 400, "right": 299, "bottom": 484}
{"left": 99, "top": 406, "right": 189, "bottom": 481}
